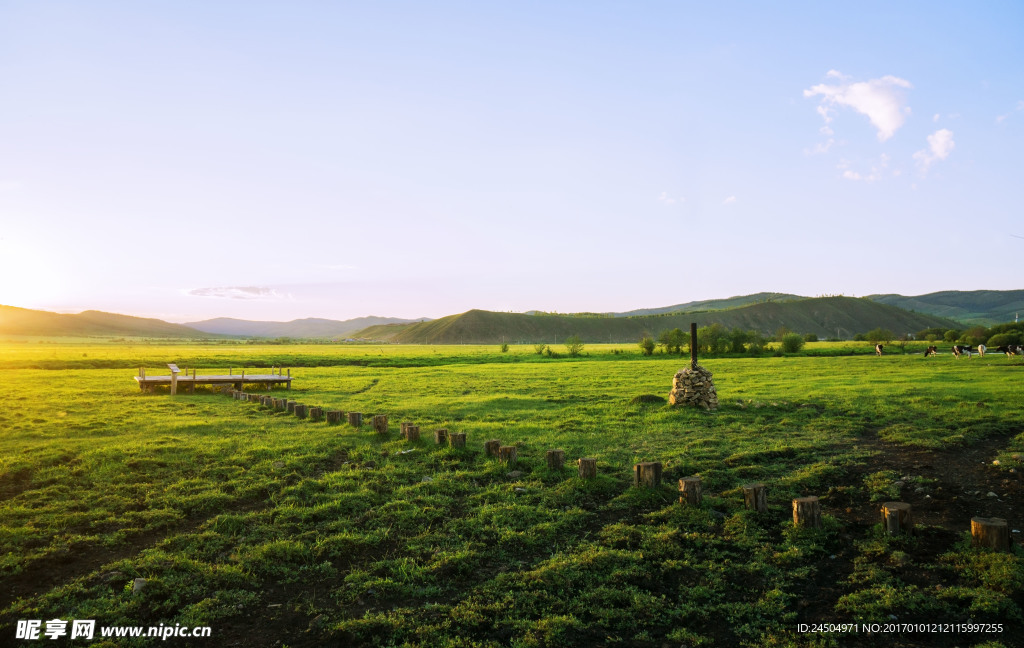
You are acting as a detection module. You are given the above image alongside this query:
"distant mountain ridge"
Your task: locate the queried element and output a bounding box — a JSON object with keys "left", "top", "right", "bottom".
{"left": 0, "top": 305, "right": 212, "bottom": 338}
{"left": 612, "top": 292, "right": 804, "bottom": 317}
{"left": 866, "top": 290, "right": 1024, "bottom": 326}
{"left": 184, "top": 316, "right": 429, "bottom": 338}
{"left": 353, "top": 297, "right": 962, "bottom": 344}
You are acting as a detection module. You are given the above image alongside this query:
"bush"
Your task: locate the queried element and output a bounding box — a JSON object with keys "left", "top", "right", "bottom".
{"left": 987, "top": 333, "right": 1022, "bottom": 347}
{"left": 803, "top": 333, "right": 818, "bottom": 342}
{"left": 499, "top": 343, "right": 509, "bottom": 353}
{"left": 781, "top": 333, "right": 805, "bottom": 353}
{"left": 865, "top": 328, "right": 894, "bottom": 344}
{"left": 943, "top": 329, "right": 961, "bottom": 343}
{"left": 638, "top": 336, "right": 655, "bottom": 356}
{"left": 533, "top": 343, "right": 547, "bottom": 355}
{"left": 565, "top": 335, "right": 584, "bottom": 357}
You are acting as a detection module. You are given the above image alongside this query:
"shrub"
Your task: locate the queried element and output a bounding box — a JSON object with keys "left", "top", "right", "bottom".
{"left": 944, "top": 329, "right": 961, "bottom": 343}
{"left": 781, "top": 333, "right": 805, "bottom": 353}
{"left": 638, "top": 336, "right": 655, "bottom": 356}
{"left": 987, "top": 333, "right": 1022, "bottom": 347}
{"left": 533, "top": 343, "right": 547, "bottom": 355}
{"left": 565, "top": 335, "right": 584, "bottom": 357}
{"left": 865, "top": 328, "right": 894, "bottom": 344}
{"left": 803, "top": 333, "right": 818, "bottom": 342}
{"left": 499, "top": 343, "right": 509, "bottom": 353}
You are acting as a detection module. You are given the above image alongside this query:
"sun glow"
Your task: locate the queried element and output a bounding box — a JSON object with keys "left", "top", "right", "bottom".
{"left": 0, "top": 238, "right": 69, "bottom": 308}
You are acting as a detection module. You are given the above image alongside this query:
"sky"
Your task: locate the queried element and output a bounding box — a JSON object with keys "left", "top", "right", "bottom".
{"left": 1, "top": 1, "right": 1022, "bottom": 323}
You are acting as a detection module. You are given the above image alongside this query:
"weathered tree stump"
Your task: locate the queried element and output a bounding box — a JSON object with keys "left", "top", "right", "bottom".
{"left": 309, "top": 407, "right": 324, "bottom": 422}
{"left": 484, "top": 439, "right": 501, "bottom": 457}
{"left": 249, "top": 393, "right": 259, "bottom": 403}
{"left": 434, "top": 428, "right": 449, "bottom": 444}
{"left": 405, "top": 425, "right": 420, "bottom": 442}
{"left": 294, "top": 404, "right": 308, "bottom": 419}
{"left": 277, "top": 398, "right": 288, "bottom": 411}
{"left": 286, "top": 401, "right": 297, "bottom": 413}
{"left": 971, "top": 516, "right": 1011, "bottom": 551}
{"left": 373, "top": 414, "right": 388, "bottom": 434}
{"left": 450, "top": 432, "right": 466, "bottom": 448}
{"left": 881, "top": 502, "right": 913, "bottom": 535}
{"left": 634, "top": 462, "right": 663, "bottom": 488}
{"left": 498, "top": 446, "right": 518, "bottom": 464}
{"left": 578, "top": 457, "right": 597, "bottom": 479}
{"left": 679, "top": 476, "right": 702, "bottom": 506}
{"left": 400, "top": 421, "right": 413, "bottom": 437}
{"left": 546, "top": 449, "right": 565, "bottom": 471}
{"left": 792, "top": 496, "right": 822, "bottom": 528}
{"left": 348, "top": 412, "right": 362, "bottom": 427}
{"left": 742, "top": 483, "right": 768, "bottom": 513}
{"left": 326, "top": 410, "right": 343, "bottom": 425}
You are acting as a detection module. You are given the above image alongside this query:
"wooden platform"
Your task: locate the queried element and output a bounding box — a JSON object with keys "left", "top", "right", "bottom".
{"left": 134, "top": 365, "right": 292, "bottom": 393}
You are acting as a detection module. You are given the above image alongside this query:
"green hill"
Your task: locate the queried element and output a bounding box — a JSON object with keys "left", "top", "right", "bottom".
{"left": 0, "top": 305, "right": 215, "bottom": 338}
{"left": 184, "top": 315, "right": 429, "bottom": 338}
{"left": 613, "top": 292, "right": 804, "bottom": 317}
{"left": 866, "top": 290, "right": 1024, "bottom": 326}
{"left": 355, "top": 297, "right": 961, "bottom": 344}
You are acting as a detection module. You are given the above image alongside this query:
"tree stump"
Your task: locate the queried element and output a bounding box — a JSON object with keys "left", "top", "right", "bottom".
{"left": 971, "top": 516, "right": 1011, "bottom": 551}
{"left": 286, "top": 401, "right": 297, "bottom": 413}
{"left": 309, "top": 407, "right": 324, "bottom": 422}
{"left": 405, "top": 425, "right": 420, "bottom": 442}
{"left": 881, "top": 502, "right": 913, "bottom": 535}
{"left": 348, "top": 412, "right": 362, "bottom": 427}
{"left": 498, "top": 446, "right": 518, "bottom": 464}
{"left": 546, "top": 449, "right": 565, "bottom": 471}
{"left": 400, "top": 421, "right": 413, "bottom": 437}
{"left": 435, "top": 428, "right": 449, "bottom": 444}
{"left": 634, "top": 462, "right": 663, "bottom": 488}
{"left": 792, "top": 496, "right": 822, "bottom": 528}
{"left": 484, "top": 440, "right": 501, "bottom": 457}
{"left": 294, "top": 404, "right": 308, "bottom": 419}
{"left": 373, "top": 415, "right": 388, "bottom": 434}
{"left": 742, "top": 483, "right": 768, "bottom": 513}
{"left": 450, "top": 432, "right": 466, "bottom": 448}
{"left": 679, "top": 477, "right": 702, "bottom": 506}
{"left": 326, "top": 410, "right": 343, "bottom": 425}
{"left": 578, "top": 457, "right": 597, "bottom": 479}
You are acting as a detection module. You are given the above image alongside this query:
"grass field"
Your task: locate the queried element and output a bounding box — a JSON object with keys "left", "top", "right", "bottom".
{"left": 1, "top": 342, "right": 1023, "bottom": 647}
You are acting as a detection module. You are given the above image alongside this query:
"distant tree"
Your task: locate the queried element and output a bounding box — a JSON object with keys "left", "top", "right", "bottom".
{"left": 781, "top": 333, "right": 805, "bottom": 353}
{"left": 500, "top": 343, "right": 509, "bottom": 353}
{"left": 658, "top": 328, "right": 686, "bottom": 354}
{"left": 565, "top": 335, "right": 584, "bottom": 357}
{"left": 963, "top": 326, "right": 988, "bottom": 346}
{"left": 638, "top": 336, "right": 655, "bottom": 356}
{"left": 866, "top": 328, "right": 894, "bottom": 344}
{"left": 943, "top": 329, "right": 961, "bottom": 343}
{"left": 728, "top": 328, "right": 750, "bottom": 353}
{"left": 534, "top": 343, "right": 547, "bottom": 355}
{"left": 803, "top": 333, "right": 819, "bottom": 342}
{"left": 987, "top": 332, "right": 1022, "bottom": 347}
{"left": 774, "top": 326, "right": 793, "bottom": 342}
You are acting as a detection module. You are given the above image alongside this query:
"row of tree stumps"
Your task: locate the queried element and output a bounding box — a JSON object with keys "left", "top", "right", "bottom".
{"left": 225, "top": 379, "right": 1013, "bottom": 552}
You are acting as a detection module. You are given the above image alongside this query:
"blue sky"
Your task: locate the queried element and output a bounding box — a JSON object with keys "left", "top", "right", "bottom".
{"left": 1, "top": 2, "right": 1022, "bottom": 322}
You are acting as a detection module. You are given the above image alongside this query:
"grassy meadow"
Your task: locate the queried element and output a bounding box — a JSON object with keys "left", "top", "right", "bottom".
{"left": 1, "top": 341, "right": 1023, "bottom": 647}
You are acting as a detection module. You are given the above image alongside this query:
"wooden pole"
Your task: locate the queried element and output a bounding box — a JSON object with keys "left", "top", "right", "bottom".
{"left": 578, "top": 457, "right": 597, "bottom": 479}
{"left": 498, "top": 446, "right": 518, "bottom": 464}
{"left": 484, "top": 439, "right": 501, "bottom": 457}
{"left": 679, "top": 476, "right": 702, "bottom": 505}
{"left": 690, "top": 322, "right": 698, "bottom": 369}
{"left": 287, "top": 368, "right": 291, "bottom": 389}
{"left": 881, "top": 502, "right": 913, "bottom": 535}
{"left": 971, "top": 517, "right": 1010, "bottom": 551}
{"left": 792, "top": 496, "right": 822, "bottom": 528}
{"left": 742, "top": 483, "right": 768, "bottom": 513}
{"left": 634, "top": 462, "right": 663, "bottom": 488}
{"left": 546, "top": 449, "right": 565, "bottom": 471}
{"left": 405, "top": 425, "right": 420, "bottom": 442}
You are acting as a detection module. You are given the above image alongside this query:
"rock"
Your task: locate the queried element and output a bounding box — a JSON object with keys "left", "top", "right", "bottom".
{"left": 507, "top": 470, "right": 524, "bottom": 479}
{"left": 363, "top": 460, "right": 376, "bottom": 469}
{"left": 132, "top": 578, "right": 147, "bottom": 595}
{"left": 101, "top": 571, "right": 124, "bottom": 583}
{"left": 988, "top": 492, "right": 998, "bottom": 498}
{"left": 421, "top": 476, "right": 433, "bottom": 483}
{"left": 668, "top": 365, "right": 718, "bottom": 411}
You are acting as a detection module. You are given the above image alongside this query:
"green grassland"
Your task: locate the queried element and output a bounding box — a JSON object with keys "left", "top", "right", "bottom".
{"left": 1, "top": 342, "right": 1023, "bottom": 647}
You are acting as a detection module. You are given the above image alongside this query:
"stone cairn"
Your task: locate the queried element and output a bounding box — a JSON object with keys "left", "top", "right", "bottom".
{"left": 668, "top": 323, "right": 718, "bottom": 410}
{"left": 668, "top": 364, "right": 718, "bottom": 410}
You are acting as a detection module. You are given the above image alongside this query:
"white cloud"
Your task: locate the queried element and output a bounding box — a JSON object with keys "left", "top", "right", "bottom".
{"left": 722, "top": 196, "right": 737, "bottom": 205}
{"left": 804, "top": 71, "right": 913, "bottom": 141}
{"left": 838, "top": 154, "right": 889, "bottom": 182}
{"left": 933, "top": 113, "right": 940, "bottom": 123}
{"left": 658, "top": 191, "right": 683, "bottom": 205}
{"left": 913, "top": 129, "right": 955, "bottom": 175}
{"left": 187, "top": 286, "right": 289, "bottom": 300}
{"left": 996, "top": 100, "right": 1024, "bottom": 124}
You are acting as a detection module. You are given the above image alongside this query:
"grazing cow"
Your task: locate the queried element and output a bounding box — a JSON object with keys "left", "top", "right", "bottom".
{"left": 977, "top": 344, "right": 986, "bottom": 357}
{"left": 924, "top": 346, "right": 938, "bottom": 357}
{"left": 952, "top": 345, "right": 973, "bottom": 359}
{"left": 875, "top": 344, "right": 884, "bottom": 356}
{"left": 997, "top": 344, "right": 1023, "bottom": 357}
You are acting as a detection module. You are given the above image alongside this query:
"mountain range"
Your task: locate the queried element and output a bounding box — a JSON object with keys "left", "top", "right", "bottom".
{"left": 1, "top": 289, "right": 1020, "bottom": 340}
